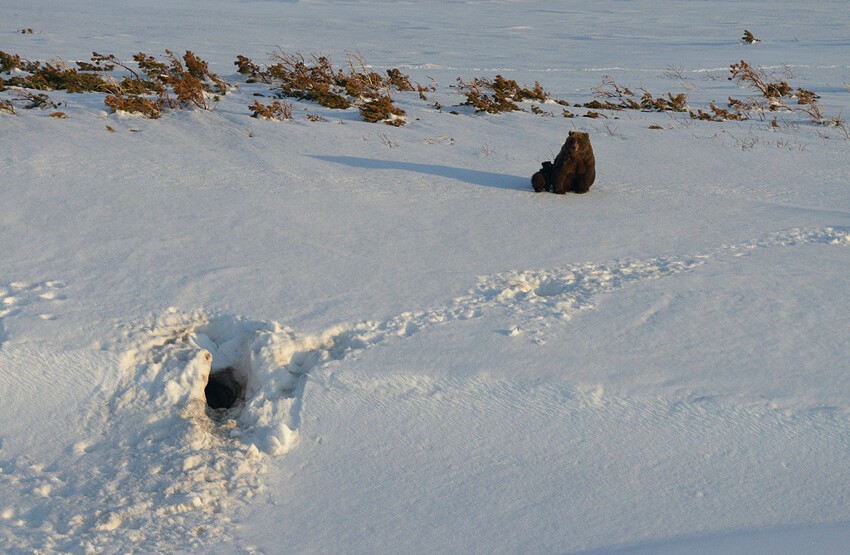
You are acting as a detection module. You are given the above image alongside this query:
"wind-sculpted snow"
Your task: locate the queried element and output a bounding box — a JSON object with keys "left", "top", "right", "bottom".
{"left": 0, "top": 280, "right": 67, "bottom": 347}
{"left": 1, "top": 227, "right": 848, "bottom": 553}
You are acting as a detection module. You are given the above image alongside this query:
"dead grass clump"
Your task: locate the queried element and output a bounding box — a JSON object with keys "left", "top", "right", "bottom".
{"left": 457, "top": 74, "right": 551, "bottom": 114}
{"left": 457, "top": 76, "right": 519, "bottom": 113}
{"left": 386, "top": 68, "right": 414, "bottom": 91}
{"left": 641, "top": 90, "right": 687, "bottom": 112}
{"left": 581, "top": 99, "right": 622, "bottom": 111}
{"left": 104, "top": 93, "right": 162, "bottom": 118}
{"left": 728, "top": 59, "right": 826, "bottom": 123}
{"left": 133, "top": 50, "right": 226, "bottom": 109}
{"left": 240, "top": 50, "right": 409, "bottom": 125}
{"left": 265, "top": 51, "right": 351, "bottom": 108}
{"left": 359, "top": 94, "right": 405, "bottom": 125}
{"left": 0, "top": 54, "right": 110, "bottom": 93}
{"left": 14, "top": 90, "right": 59, "bottom": 110}
{"left": 590, "top": 76, "right": 688, "bottom": 112}
{"left": 1, "top": 51, "right": 27, "bottom": 73}
{"left": 76, "top": 59, "right": 115, "bottom": 72}
{"left": 103, "top": 50, "right": 228, "bottom": 117}
{"left": 689, "top": 101, "right": 748, "bottom": 122}
{"left": 249, "top": 99, "right": 293, "bottom": 120}
{"left": 0, "top": 99, "right": 15, "bottom": 114}
{"left": 591, "top": 76, "right": 639, "bottom": 110}
{"left": 235, "top": 55, "right": 271, "bottom": 84}
{"left": 728, "top": 60, "right": 790, "bottom": 109}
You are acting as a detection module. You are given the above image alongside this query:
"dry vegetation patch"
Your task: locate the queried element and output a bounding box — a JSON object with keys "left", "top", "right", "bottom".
{"left": 235, "top": 50, "right": 410, "bottom": 125}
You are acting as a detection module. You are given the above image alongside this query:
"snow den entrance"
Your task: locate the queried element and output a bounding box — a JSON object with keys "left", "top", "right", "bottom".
{"left": 204, "top": 367, "right": 244, "bottom": 410}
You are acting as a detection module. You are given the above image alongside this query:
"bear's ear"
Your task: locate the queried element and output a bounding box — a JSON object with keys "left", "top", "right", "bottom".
{"left": 568, "top": 130, "right": 576, "bottom": 136}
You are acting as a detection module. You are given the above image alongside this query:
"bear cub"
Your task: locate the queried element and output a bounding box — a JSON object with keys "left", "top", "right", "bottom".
{"left": 531, "top": 131, "right": 596, "bottom": 194}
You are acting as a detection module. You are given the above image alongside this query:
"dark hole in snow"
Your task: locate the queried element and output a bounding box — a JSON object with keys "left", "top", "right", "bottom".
{"left": 205, "top": 368, "right": 243, "bottom": 410}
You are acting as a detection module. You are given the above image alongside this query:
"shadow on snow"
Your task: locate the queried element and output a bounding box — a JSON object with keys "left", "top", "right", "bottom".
{"left": 313, "top": 155, "right": 527, "bottom": 191}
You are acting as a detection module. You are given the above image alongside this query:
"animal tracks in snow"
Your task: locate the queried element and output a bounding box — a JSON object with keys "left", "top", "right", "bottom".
{"left": 450, "top": 226, "right": 850, "bottom": 342}
{"left": 0, "top": 280, "right": 67, "bottom": 344}
{"left": 1, "top": 227, "right": 847, "bottom": 553}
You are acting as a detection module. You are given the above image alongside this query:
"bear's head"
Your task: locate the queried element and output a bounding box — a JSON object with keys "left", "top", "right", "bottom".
{"left": 565, "top": 131, "right": 591, "bottom": 153}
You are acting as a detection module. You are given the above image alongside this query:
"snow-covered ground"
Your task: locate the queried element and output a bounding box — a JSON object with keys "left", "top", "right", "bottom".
{"left": 2, "top": 1, "right": 850, "bottom": 553}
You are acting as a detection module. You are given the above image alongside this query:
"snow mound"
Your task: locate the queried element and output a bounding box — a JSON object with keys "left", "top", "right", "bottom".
{"left": 0, "top": 312, "right": 323, "bottom": 552}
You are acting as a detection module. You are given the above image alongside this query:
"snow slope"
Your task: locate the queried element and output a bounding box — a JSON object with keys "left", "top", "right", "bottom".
{"left": 2, "top": 0, "right": 850, "bottom": 553}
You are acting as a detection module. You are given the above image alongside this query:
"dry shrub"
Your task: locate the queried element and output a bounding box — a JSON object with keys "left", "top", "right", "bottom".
{"left": 386, "top": 68, "right": 414, "bottom": 91}
{"left": 1, "top": 51, "right": 26, "bottom": 73}
{"left": 49, "top": 111, "right": 68, "bottom": 118}
{"left": 641, "top": 90, "right": 687, "bottom": 112}
{"left": 591, "top": 76, "right": 639, "bottom": 110}
{"left": 239, "top": 50, "right": 409, "bottom": 125}
{"left": 728, "top": 60, "right": 790, "bottom": 108}
{"left": 249, "top": 99, "right": 293, "bottom": 120}
{"left": 0, "top": 99, "right": 15, "bottom": 114}
{"left": 591, "top": 76, "right": 687, "bottom": 112}
{"left": 133, "top": 50, "right": 226, "bottom": 109}
{"left": 728, "top": 59, "right": 825, "bottom": 123}
{"left": 689, "top": 101, "right": 747, "bottom": 122}
{"left": 104, "top": 93, "right": 162, "bottom": 118}
{"left": 1, "top": 49, "right": 227, "bottom": 119}
{"left": 265, "top": 50, "right": 350, "bottom": 108}
{"left": 103, "top": 50, "right": 228, "bottom": 117}
{"left": 14, "top": 90, "right": 58, "bottom": 109}
{"left": 359, "top": 94, "right": 405, "bottom": 125}
{"left": 235, "top": 55, "right": 271, "bottom": 84}
{"left": 76, "top": 60, "right": 114, "bottom": 72}
{"left": 0, "top": 54, "right": 109, "bottom": 93}
{"left": 457, "top": 76, "right": 519, "bottom": 113}
{"left": 457, "top": 74, "right": 552, "bottom": 113}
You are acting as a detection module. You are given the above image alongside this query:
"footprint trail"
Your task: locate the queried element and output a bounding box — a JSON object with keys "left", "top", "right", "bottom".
{"left": 0, "top": 226, "right": 847, "bottom": 552}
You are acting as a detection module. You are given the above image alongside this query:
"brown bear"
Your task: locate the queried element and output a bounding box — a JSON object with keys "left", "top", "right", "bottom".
{"left": 551, "top": 131, "right": 595, "bottom": 194}
{"left": 531, "top": 160, "right": 555, "bottom": 192}
{"left": 530, "top": 131, "right": 595, "bottom": 194}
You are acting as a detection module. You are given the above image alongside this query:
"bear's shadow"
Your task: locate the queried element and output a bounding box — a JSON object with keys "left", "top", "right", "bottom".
{"left": 313, "top": 155, "right": 526, "bottom": 191}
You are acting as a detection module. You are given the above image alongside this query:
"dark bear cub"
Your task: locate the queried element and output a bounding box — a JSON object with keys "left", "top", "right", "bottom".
{"left": 531, "top": 160, "right": 555, "bottom": 192}
{"left": 530, "top": 131, "right": 596, "bottom": 194}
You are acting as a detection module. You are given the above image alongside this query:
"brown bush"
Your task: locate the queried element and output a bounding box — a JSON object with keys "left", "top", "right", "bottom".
{"left": 99, "top": 50, "right": 227, "bottom": 117}
{"left": 457, "top": 74, "right": 551, "bottom": 113}
{"left": 249, "top": 50, "right": 408, "bottom": 124}
{"left": 728, "top": 59, "right": 826, "bottom": 123}
{"left": 590, "top": 76, "right": 687, "bottom": 112}
{"left": 0, "top": 54, "right": 110, "bottom": 93}
{"left": 104, "top": 93, "right": 162, "bottom": 118}
{"left": 249, "top": 99, "right": 293, "bottom": 120}
{"left": 359, "top": 94, "right": 405, "bottom": 125}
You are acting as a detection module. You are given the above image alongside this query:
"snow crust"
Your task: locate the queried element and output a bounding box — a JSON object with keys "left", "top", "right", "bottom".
{"left": 2, "top": 0, "right": 850, "bottom": 552}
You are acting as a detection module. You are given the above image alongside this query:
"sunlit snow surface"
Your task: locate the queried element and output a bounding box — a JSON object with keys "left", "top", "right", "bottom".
{"left": 2, "top": 0, "right": 850, "bottom": 553}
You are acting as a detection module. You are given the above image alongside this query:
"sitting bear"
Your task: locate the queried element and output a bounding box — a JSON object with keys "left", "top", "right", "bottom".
{"left": 531, "top": 131, "right": 596, "bottom": 194}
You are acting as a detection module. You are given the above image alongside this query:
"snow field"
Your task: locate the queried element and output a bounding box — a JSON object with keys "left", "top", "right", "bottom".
{"left": 2, "top": 0, "right": 850, "bottom": 552}
{"left": 3, "top": 224, "right": 849, "bottom": 552}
